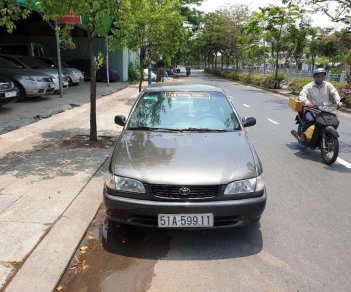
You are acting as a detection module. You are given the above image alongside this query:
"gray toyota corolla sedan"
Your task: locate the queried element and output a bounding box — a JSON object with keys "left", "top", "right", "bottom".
{"left": 104, "top": 84, "right": 266, "bottom": 228}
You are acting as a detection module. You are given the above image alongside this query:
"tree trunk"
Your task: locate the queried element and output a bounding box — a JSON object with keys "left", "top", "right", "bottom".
{"left": 275, "top": 50, "right": 279, "bottom": 79}
{"left": 88, "top": 34, "right": 97, "bottom": 142}
{"left": 312, "top": 55, "right": 315, "bottom": 72}
{"left": 139, "top": 47, "right": 145, "bottom": 93}
{"left": 221, "top": 55, "right": 224, "bottom": 71}
{"left": 215, "top": 54, "right": 218, "bottom": 69}
{"left": 348, "top": 59, "right": 351, "bottom": 84}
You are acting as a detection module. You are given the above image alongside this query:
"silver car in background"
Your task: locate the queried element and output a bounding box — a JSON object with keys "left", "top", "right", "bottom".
{"left": 0, "top": 54, "right": 69, "bottom": 92}
{"left": 0, "top": 56, "right": 55, "bottom": 101}
{"left": 38, "top": 57, "right": 84, "bottom": 85}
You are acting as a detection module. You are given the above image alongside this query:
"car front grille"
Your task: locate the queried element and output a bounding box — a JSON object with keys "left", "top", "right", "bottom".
{"left": 0, "top": 83, "right": 12, "bottom": 90}
{"left": 150, "top": 184, "right": 220, "bottom": 199}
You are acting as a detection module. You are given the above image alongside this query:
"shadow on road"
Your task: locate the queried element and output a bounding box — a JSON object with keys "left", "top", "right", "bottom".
{"left": 102, "top": 218, "right": 263, "bottom": 261}
{"left": 286, "top": 142, "right": 351, "bottom": 173}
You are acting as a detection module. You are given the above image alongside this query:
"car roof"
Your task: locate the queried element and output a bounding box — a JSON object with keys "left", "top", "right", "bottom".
{"left": 145, "top": 84, "right": 225, "bottom": 93}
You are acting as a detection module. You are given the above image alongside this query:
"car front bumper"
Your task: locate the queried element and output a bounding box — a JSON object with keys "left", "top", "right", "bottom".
{"left": 104, "top": 189, "right": 267, "bottom": 228}
{"left": 53, "top": 79, "right": 69, "bottom": 91}
{"left": 22, "top": 81, "right": 55, "bottom": 96}
{"left": 0, "top": 89, "right": 18, "bottom": 104}
{"left": 70, "top": 74, "right": 84, "bottom": 84}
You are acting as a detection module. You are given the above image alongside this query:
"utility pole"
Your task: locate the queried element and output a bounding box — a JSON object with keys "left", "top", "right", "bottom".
{"left": 105, "top": 37, "right": 110, "bottom": 87}
{"left": 54, "top": 22, "right": 64, "bottom": 98}
{"left": 263, "top": 39, "right": 266, "bottom": 74}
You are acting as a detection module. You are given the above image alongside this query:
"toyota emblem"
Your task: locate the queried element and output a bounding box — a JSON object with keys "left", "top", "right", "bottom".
{"left": 179, "top": 187, "right": 191, "bottom": 196}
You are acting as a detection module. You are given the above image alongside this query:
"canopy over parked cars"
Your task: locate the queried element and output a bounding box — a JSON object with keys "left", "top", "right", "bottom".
{"left": 104, "top": 84, "right": 266, "bottom": 229}
{"left": 0, "top": 56, "right": 55, "bottom": 101}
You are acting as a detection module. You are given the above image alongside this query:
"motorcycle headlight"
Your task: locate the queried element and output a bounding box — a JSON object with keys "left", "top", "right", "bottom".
{"left": 106, "top": 173, "right": 145, "bottom": 193}
{"left": 224, "top": 174, "right": 265, "bottom": 195}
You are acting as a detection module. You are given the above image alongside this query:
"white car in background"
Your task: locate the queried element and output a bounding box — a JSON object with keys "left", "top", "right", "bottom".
{"left": 38, "top": 57, "right": 84, "bottom": 85}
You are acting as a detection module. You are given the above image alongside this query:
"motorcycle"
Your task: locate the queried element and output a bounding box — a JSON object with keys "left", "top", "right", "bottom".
{"left": 291, "top": 102, "right": 340, "bottom": 165}
{"left": 186, "top": 67, "right": 191, "bottom": 77}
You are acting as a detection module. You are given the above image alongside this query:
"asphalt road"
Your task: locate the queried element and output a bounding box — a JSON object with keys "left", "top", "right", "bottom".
{"left": 58, "top": 71, "right": 351, "bottom": 292}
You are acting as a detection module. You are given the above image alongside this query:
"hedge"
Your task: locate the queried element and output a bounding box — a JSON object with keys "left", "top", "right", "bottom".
{"left": 205, "top": 68, "right": 351, "bottom": 107}
{"left": 288, "top": 78, "right": 351, "bottom": 106}
{"left": 204, "top": 68, "right": 285, "bottom": 89}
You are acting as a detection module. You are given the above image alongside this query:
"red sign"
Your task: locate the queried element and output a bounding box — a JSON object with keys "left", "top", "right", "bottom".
{"left": 57, "top": 11, "right": 81, "bottom": 24}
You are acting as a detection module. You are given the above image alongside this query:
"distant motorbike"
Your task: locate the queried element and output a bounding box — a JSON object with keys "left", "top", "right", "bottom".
{"left": 186, "top": 67, "right": 191, "bottom": 77}
{"left": 291, "top": 102, "right": 340, "bottom": 165}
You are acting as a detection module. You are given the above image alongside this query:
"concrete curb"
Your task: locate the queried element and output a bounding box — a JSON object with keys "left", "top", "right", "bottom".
{"left": 4, "top": 158, "right": 109, "bottom": 292}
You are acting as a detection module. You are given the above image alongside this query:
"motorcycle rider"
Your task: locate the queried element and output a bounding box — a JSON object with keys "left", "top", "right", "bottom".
{"left": 298, "top": 68, "right": 343, "bottom": 146}
{"left": 185, "top": 65, "right": 191, "bottom": 76}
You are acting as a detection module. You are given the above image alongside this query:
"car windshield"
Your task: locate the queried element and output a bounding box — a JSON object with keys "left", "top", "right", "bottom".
{"left": 127, "top": 91, "right": 241, "bottom": 131}
{"left": 16, "top": 56, "right": 50, "bottom": 69}
{"left": 40, "top": 58, "right": 57, "bottom": 68}
{"left": 0, "top": 57, "right": 23, "bottom": 69}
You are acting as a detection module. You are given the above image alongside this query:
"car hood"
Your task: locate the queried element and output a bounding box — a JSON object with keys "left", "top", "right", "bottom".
{"left": 33, "top": 69, "right": 58, "bottom": 77}
{"left": 0, "top": 68, "right": 50, "bottom": 78}
{"left": 63, "top": 68, "right": 83, "bottom": 75}
{"left": 111, "top": 131, "right": 259, "bottom": 185}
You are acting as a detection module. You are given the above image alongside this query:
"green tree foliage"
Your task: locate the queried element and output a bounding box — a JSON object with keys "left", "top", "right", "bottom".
{"left": 0, "top": 0, "right": 32, "bottom": 33}
{"left": 110, "top": 0, "right": 187, "bottom": 92}
{"left": 196, "top": 4, "right": 251, "bottom": 70}
{"left": 37, "top": 0, "right": 120, "bottom": 141}
{"left": 283, "top": 0, "right": 351, "bottom": 28}
{"left": 247, "top": 5, "right": 302, "bottom": 78}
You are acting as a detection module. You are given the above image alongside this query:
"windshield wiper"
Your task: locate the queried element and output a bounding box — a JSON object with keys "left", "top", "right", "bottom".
{"left": 127, "top": 126, "right": 181, "bottom": 132}
{"left": 179, "top": 128, "right": 230, "bottom": 132}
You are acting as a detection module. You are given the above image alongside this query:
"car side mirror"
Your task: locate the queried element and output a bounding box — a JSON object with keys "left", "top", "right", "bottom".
{"left": 242, "top": 117, "right": 256, "bottom": 128}
{"left": 114, "top": 115, "right": 126, "bottom": 126}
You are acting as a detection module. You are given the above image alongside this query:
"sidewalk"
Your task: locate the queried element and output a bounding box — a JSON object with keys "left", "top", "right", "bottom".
{"left": 0, "top": 85, "right": 140, "bottom": 292}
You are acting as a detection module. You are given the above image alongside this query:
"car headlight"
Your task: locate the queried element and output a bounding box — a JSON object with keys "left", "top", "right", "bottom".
{"left": 106, "top": 174, "right": 145, "bottom": 193}
{"left": 25, "top": 76, "right": 36, "bottom": 81}
{"left": 25, "top": 76, "right": 43, "bottom": 82}
{"left": 224, "top": 174, "right": 265, "bottom": 195}
{"left": 50, "top": 75, "right": 58, "bottom": 79}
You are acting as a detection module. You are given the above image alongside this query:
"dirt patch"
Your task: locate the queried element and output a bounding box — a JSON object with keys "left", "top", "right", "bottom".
{"left": 60, "top": 135, "right": 117, "bottom": 149}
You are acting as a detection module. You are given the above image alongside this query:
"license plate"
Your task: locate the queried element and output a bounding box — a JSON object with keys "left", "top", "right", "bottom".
{"left": 158, "top": 214, "right": 214, "bottom": 228}
{"left": 5, "top": 91, "right": 17, "bottom": 98}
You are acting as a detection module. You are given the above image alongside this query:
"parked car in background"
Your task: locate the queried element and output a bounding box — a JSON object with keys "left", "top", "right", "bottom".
{"left": 0, "top": 75, "right": 18, "bottom": 105}
{"left": 105, "top": 84, "right": 266, "bottom": 229}
{"left": 0, "top": 42, "right": 45, "bottom": 57}
{"left": 0, "top": 55, "right": 69, "bottom": 92}
{"left": 66, "top": 59, "right": 120, "bottom": 82}
{"left": 0, "top": 56, "right": 55, "bottom": 101}
{"left": 38, "top": 57, "right": 84, "bottom": 85}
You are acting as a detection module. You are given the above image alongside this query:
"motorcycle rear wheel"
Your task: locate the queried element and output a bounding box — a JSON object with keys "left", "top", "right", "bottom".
{"left": 321, "top": 134, "right": 339, "bottom": 165}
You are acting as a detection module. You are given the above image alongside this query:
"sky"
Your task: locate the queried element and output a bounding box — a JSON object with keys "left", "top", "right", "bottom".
{"left": 197, "top": 0, "right": 344, "bottom": 29}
